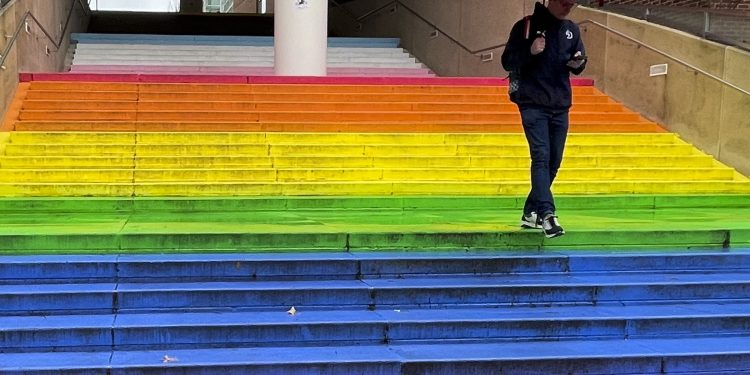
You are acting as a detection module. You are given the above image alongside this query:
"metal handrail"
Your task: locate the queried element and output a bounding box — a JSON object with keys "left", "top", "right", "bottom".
{"left": 0, "top": 0, "right": 90, "bottom": 70}
{"left": 330, "top": 0, "right": 749, "bottom": 97}
{"left": 330, "top": 0, "right": 499, "bottom": 55}
{"left": 578, "top": 19, "right": 749, "bottom": 97}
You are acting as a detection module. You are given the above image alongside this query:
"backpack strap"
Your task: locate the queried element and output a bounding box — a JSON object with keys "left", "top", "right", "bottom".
{"left": 523, "top": 16, "right": 532, "bottom": 40}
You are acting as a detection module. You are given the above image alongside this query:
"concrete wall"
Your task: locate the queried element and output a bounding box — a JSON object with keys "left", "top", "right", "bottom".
{"left": 603, "top": 0, "right": 750, "bottom": 10}
{"left": 330, "top": 0, "right": 539, "bottom": 77}
{"left": 0, "top": 0, "right": 89, "bottom": 122}
{"left": 329, "top": 1, "right": 749, "bottom": 175}
{"left": 571, "top": 7, "right": 749, "bottom": 175}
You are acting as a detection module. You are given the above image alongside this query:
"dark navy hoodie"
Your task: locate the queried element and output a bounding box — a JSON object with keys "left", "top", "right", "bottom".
{"left": 501, "top": 2, "right": 586, "bottom": 110}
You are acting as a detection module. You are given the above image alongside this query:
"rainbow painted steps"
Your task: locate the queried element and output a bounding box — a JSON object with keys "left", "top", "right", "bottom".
{"left": 0, "top": 195, "right": 748, "bottom": 253}
{"left": 0, "top": 132, "right": 747, "bottom": 196}
{"left": 6, "top": 80, "right": 664, "bottom": 133}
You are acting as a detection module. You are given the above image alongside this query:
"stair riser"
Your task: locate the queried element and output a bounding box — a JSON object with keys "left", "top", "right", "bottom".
{"left": 4, "top": 255, "right": 750, "bottom": 284}
{"left": 3, "top": 317, "right": 749, "bottom": 352}
{"left": 4, "top": 284, "right": 750, "bottom": 315}
{"left": 6, "top": 355, "right": 746, "bottom": 375}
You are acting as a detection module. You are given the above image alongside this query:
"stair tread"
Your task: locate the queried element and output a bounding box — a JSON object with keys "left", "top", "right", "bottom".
{"left": 2, "top": 336, "right": 750, "bottom": 370}
{"left": 3, "top": 302, "right": 750, "bottom": 331}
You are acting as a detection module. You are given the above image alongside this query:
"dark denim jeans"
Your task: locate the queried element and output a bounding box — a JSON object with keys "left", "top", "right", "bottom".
{"left": 519, "top": 107, "right": 569, "bottom": 217}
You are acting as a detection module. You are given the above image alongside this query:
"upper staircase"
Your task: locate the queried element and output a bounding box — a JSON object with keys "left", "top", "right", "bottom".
{"left": 67, "top": 34, "right": 435, "bottom": 77}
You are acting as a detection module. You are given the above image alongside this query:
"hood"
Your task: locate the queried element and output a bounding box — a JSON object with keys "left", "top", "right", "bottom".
{"left": 532, "top": 2, "right": 562, "bottom": 27}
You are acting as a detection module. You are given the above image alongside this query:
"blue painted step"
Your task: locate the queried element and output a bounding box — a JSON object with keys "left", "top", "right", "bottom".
{"left": 3, "top": 253, "right": 750, "bottom": 284}
{"left": 2, "top": 303, "right": 750, "bottom": 352}
{"left": 1, "top": 252, "right": 750, "bottom": 374}
{"left": 2, "top": 337, "right": 750, "bottom": 374}
{"left": 2, "top": 271, "right": 750, "bottom": 315}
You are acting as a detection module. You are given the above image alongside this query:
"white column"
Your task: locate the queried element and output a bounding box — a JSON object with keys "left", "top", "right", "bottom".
{"left": 274, "top": 0, "right": 327, "bottom": 76}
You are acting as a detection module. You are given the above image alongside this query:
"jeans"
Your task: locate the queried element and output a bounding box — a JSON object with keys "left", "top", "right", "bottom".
{"left": 519, "top": 107, "right": 569, "bottom": 217}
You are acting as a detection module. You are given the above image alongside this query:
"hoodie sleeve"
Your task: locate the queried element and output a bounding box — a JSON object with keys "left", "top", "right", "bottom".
{"left": 568, "top": 23, "right": 587, "bottom": 75}
{"left": 501, "top": 19, "right": 537, "bottom": 72}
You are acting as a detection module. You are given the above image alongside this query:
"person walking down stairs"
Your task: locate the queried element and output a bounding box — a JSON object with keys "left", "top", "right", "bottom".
{"left": 501, "top": 0, "right": 587, "bottom": 238}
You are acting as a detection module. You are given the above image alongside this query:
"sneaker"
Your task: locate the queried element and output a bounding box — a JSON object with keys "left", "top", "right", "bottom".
{"left": 520, "top": 212, "right": 542, "bottom": 229}
{"left": 541, "top": 214, "right": 565, "bottom": 238}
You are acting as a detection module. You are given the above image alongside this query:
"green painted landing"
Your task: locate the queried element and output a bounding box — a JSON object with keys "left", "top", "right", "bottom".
{"left": 0, "top": 196, "right": 748, "bottom": 253}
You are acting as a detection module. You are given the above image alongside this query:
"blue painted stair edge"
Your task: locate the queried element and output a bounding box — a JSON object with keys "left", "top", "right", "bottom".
{"left": 2, "top": 337, "right": 750, "bottom": 374}
{"left": 2, "top": 251, "right": 750, "bottom": 284}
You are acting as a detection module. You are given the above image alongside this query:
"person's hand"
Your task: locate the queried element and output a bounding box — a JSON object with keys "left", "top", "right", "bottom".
{"left": 566, "top": 59, "right": 584, "bottom": 69}
{"left": 530, "top": 36, "right": 545, "bottom": 55}
{"left": 567, "top": 51, "right": 586, "bottom": 69}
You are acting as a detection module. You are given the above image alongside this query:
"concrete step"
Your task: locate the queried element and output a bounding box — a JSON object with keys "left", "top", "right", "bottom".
{"left": 0, "top": 168, "right": 737, "bottom": 183}
{"left": 3, "top": 252, "right": 750, "bottom": 283}
{"left": 74, "top": 45, "right": 406, "bottom": 54}
{"left": 15, "top": 110, "right": 645, "bottom": 123}
{"left": 3, "top": 303, "right": 750, "bottom": 352}
{"left": 6, "top": 132, "right": 681, "bottom": 145}
{"left": 0, "top": 143, "right": 699, "bottom": 157}
{"left": 19, "top": 100, "right": 627, "bottom": 113}
{"left": 68, "top": 66, "right": 436, "bottom": 77}
{"left": 4, "top": 336, "right": 750, "bottom": 374}
{"left": 2, "top": 180, "right": 749, "bottom": 197}
{"left": 3, "top": 272, "right": 750, "bottom": 315}
{"left": 71, "top": 34, "right": 402, "bottom": 48}
{"left": 3, "top": 336, "right": 750, "bottom": 374}
{"left": 0, "top": 205, "right": 748, "bottom": 250}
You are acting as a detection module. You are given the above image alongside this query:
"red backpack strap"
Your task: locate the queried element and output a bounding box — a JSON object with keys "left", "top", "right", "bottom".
{"left": 523, "top": 16, "right": 532, "bottom": 40}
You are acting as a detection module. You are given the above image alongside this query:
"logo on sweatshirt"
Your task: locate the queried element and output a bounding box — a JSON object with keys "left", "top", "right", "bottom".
{"left": 566, "top": 30, "right": 573, "bottom": 40}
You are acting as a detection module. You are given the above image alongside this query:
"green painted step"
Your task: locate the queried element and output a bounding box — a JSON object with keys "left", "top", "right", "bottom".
{"left": 0, "top": 205, "right": 748, "bottom": 253}
{"left": 0, "top": 195, "right": 747, "bottom": 212}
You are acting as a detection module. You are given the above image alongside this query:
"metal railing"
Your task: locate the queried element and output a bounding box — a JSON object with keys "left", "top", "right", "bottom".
{"left": 0, "top": 0, "right": 90, "bottom": 71}
{"left": 329, "top": 0, "right": 749, "bottom": 97}
{"left": 578, "top": 19, "right": 749, "bottom": 97}
{"left": 330, "top": 0, "right": 502, "bottom": 55}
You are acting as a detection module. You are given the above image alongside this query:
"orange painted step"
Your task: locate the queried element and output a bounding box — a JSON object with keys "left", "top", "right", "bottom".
{"left": 13, "top": 121, "right": 665, "bottom": 133}
{"left": 23, "top": 92, "right": 616, "bottom": 105}
{"left": 24, "top": 91, "right": 139, "bottom": 101}
{"left": 27, "top": 81, "right": 598, "bottom": 95}
{"left": 28, "top": 82, "right": 138, "bottom": 92}
{"left": 22, "top": 101, "right": 138, "bottom": 111}
{"left": 137, "top": 93, "right": 612, "bottom": 104}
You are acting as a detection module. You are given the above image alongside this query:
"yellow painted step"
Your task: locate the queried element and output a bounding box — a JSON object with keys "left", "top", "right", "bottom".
{"left": 10, "top": 132, "right": 137, "bottom": 144}
{"left": 0, "top": 133, "right": 9, "bottom": 155}
{"left": 0, "top": 155, "right": 719, "bottom": 170}
{"left": 0, "top": 156, "right": 136, "bottom": 168}
{"left": 3, "top": 144, "right": 136, "bottom": 156}
{"left": 2, "top": 180, "right": 749, "bottom": 197}
{"left": 10, "top": 132, "right": 680, "bottom": 146}
{"left": 136, "top": 144, "right": 270, "bottom": 156}
{"left": 271, "top": 155, "right": 718, "bottom": 169}
{"left": 0, "top": 169, "right": 134, "bottom": 183}
{"left": 135, "top": 169, "right": 277, "bottom": 182}
{"left": 0, "top": 167, "right": 734, "bottom": 183}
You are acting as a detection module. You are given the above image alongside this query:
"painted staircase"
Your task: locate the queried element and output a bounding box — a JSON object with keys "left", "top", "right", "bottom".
{"left": 68, "top": 34, "right": 435, "bottom": 77}
{"left": 1, "top": 32, "right": 750, "bottom": 373}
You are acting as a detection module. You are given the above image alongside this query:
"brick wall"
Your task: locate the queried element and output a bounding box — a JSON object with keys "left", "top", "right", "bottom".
{"left": 601, "top": 0, "right": 750, "bottom": 9}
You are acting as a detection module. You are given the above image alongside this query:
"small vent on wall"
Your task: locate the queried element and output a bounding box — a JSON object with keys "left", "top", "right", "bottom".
{"left": 650, "top": 63, "right": 668, "bottom": 77}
